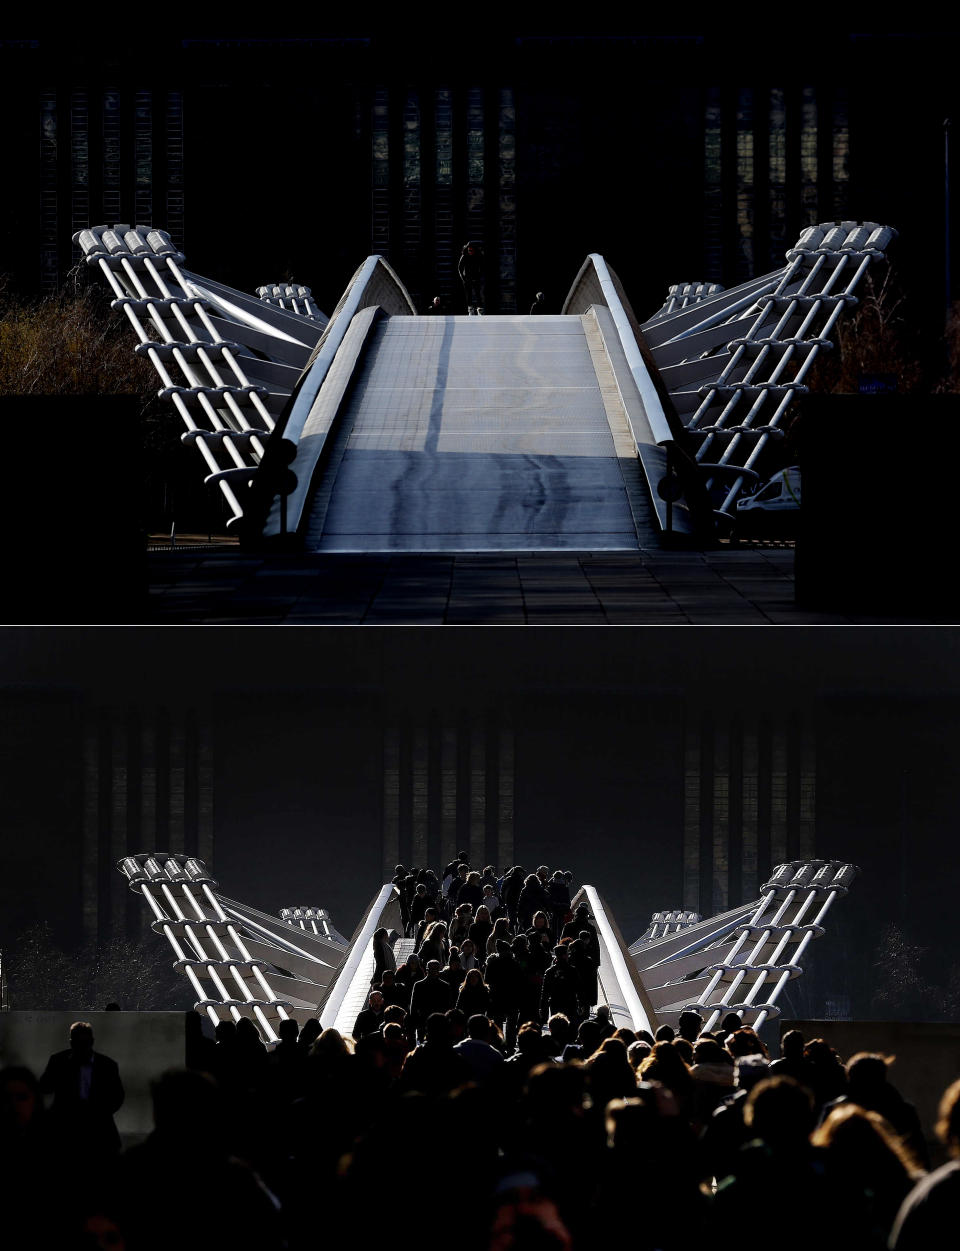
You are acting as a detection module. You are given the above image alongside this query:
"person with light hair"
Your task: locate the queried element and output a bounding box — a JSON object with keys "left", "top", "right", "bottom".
{"left": 890, "top": 1077, "right": 960, "bottom": 1248}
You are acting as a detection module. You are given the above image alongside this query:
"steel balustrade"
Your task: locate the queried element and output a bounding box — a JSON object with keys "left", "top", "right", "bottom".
{"left": 641, "top": 222, "right": 895, "bottom": 526}
{"left": 118, "top": 853, "right": 344, "bottom": 1031}
{"left": 74, "top": 225, "right": 327, "bottom": 526}
{"left": 630, "top": 859, "right": 859, "bottom": 1031}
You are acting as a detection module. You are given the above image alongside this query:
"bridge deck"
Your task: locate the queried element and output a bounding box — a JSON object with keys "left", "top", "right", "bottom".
{"left": 305, "top": 315, "right": 655, "bottom": 552}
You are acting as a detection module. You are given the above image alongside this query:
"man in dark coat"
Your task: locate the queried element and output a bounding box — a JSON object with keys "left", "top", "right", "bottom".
{"left": 409, "top": 960, "right": 454, "bottom": 1040}
{"left": 540, "top": 945, "right": 582, "bottom": 1025}
{"left": 39, "top": 1020, "right": 124, "bottom": 1159}
{"left": 458, "top": 241, "right": 485, "bottom": 314}
{"left": 352, "top": 990, "right": 386, "bottom": 1041}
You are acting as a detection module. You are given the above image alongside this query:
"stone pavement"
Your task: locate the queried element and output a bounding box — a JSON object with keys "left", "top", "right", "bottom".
{"left": 143, "top": 544, "right": 948, "bottom": 624}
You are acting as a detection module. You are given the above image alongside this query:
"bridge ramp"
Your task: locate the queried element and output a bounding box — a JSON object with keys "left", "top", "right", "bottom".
{"left": 305, "top": 314, "right": 653, "bottom": 551}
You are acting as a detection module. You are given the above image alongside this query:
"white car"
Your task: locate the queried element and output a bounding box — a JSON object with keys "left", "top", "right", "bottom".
{"left": 736, "top": 466, "right": 801, "bottom": 514}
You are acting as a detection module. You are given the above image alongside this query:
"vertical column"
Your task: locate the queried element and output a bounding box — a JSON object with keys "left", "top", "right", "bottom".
{"left": 70, "top": 90, "right": 89, "bottom": 255}
{"left": 712, "top": 723, "right": 730, "bottom": 913}
{"left": 125, "top": 709, "right": 143, "bottom": 937}
{"left": 40, "top": 90, "right": 59, "bottom": 292}
{"left": 434, "top": 87, "right": 454, "bottom": 299}
{"left": 735, "top": 88, "right": 754, "bottom": 280}
{"left": 497, "top": 724, "right": 515, "bottom": 871}
{"left": 682, "top": 713, "right": 701, "bottom": 911}
{"left": 96, "top": 711, "right": 114, "bottom": 944}
{"left": 168, "top": 709, "right": 185, "bottom": 855}
{"left": 102, "top": 88, "right": 121, "bottom": 227}
{"left": 134, "top": 90, "right": 152, "bottom": 225}
{"left": 697, "top": 711, "right": 714, "bottom": 915}
{"left": 832, "top": 87, "right": 849, "bottom": 222}
{"left": 81, "top": 712, "right": 100, "bottom": 943}
{"left": 469, "top": 714, "right": 486, "bottom": 868}
{"left": 155, "top": 707, "right": 170, "bottom": 852}
{"left": 741, "top": 723, "right": 759, "bottom": 902}
{"left": 166, "top": 90, "right": 185, "bottom": 250}
{"left": 440, "top": 725, "right": 458, "bottom": 871}
{"left": 800, "top": 85, "right": 818, "bottom": 225}
{"left": 768, "top": 88, "right": 787, "bottom": 266}
{"left": 757, "top": 717, "right": 772, "bottom": 886}
{"left": 110, "top": 709, "right": 128, "bottom": 933}
{"left": 382, "top": 725, "right": 400, "bottom": 878}
{"left": 412, "top": 725, "right": 429, "bottom": 869}
{"left": 140, "top": 709, "right": 156, "bottom": 851}
{"left": 466, "top": 87, "right": 485, "bottom": 250}
{"left": 799, "top": 718, "right": 816, "bottom": 860}
{"left": 728, "top": 719, "right": 744, "bottom": 906}
{"left": 197, "top": 714, "right": 215, "bottom": 869}
{"left": 184, "top": 708, "right": 198, "bottom": 858}
{"left": 402, "top": 87, "right": 421, "bottom": 306}
{"left": 498, "top": 87, "right": 517, "bottom": 312}
{"left": 770, "top": 725, "right": 789, "bottom": 866}
{"left": 427, "top": 717, "right": 442, "bottom": 873}
{"left": 703, "top": 87, "right": 723, "bottom": 282}
{"left": 371, "top": 86, "right": 390, "bottom": 255}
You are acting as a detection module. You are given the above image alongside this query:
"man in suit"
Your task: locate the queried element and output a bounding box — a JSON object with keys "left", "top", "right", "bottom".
{"left": 39, "top": 1020, "right": 124, "bottom": 1158}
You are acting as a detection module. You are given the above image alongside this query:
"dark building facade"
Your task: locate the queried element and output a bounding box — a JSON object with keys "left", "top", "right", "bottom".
{"left": 2, "top": 32, "right": 953, "bottom": 322}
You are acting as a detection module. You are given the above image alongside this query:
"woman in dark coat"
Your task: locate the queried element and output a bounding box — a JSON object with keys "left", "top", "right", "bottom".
{"left": 371, "top": 927, "right": 396, "bottom": 986}
{"left": 517, "top": 874, "right": 550, "bottom": 929}
{"left": 456, "top": 968, "right": 491, "bottom": 1019}
{"left": 468, "top": 904, "right": 493, "bottom": 963}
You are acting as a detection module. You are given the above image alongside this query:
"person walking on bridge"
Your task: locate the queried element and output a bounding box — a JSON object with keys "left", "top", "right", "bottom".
{"left": 458, "top": 241, "right": 485, "bottom": 315}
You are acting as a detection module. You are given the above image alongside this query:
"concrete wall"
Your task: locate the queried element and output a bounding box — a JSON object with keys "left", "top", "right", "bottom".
{"left": 783, "top": 1019, "right": 960, "bottom": 1163}
{"left": 0, "top": 1011, "right": 186, "bottom": 1139}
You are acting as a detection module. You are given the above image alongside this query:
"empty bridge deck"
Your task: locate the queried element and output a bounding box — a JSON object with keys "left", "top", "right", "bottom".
{"left": 305, "top": 315, "right": 656, "bottom": 552}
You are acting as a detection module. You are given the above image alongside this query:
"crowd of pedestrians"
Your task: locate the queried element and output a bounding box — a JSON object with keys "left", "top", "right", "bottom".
{"left": 2, "top": 858, "right": 958, "bottom": 1249}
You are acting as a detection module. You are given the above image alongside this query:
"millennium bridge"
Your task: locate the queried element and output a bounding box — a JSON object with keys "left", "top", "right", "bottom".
{"left": 118, "top": 854, "right": 857, "bottom": 1042}
{"left": 76, "top": 222, "right": 894, "bottom": 549}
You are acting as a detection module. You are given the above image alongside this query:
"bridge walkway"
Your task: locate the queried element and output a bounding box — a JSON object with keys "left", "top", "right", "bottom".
{"left": 304, "top": 315, "right": 658, "bottom": 552}
{"left": 318, "top": 884, "right": 655, "bottom": 1039}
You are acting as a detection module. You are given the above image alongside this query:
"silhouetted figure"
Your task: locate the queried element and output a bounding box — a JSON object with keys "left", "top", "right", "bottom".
{"left": 266, "top": 1017, "right": 306, "bottom": 1105}
{"left": 545, "top": 871, "right": 571, "bottom": 933}
{"left": 184, "top": 1009, "right": 217, "bottom": 1073}
{"left": 409, "top": 959, "right": 453, "bottom": 1040}
{"left": 891, "top": 1077, "right": 960, "bottom": 1250}
{"left": 813, "top": 1104, "right": 922, "bottom": 1244}
{"left": 802, "top": 1037, "right": 848, "bottom": 1112}
{"left": 353, "top": 990, "right": 386, "bottom": 1040}
{"left": 819, "top": 1051, "right": 929, "bottom": 1167}
{"left": 699, "top": 1054, "right": 771, "bottom": 1183}
{"left": 561, "top": 904, "right": 598, "bottom": 957}
{"left": 485, "top": 939, "right": 524, "bottom": 1050}
{"left": 0, "top": 1066, "right": 61, "bottom": 1244}
{"left": 678, "top": 1009, "right": 704, "bottom": 1042}
{"left": 377, "top": 968, "right": 408, "bottom": 1010}
{"left": 567, "top": 936, "right": 599, "bottom": 1017}
{"left": 399, "top": 1013, "right": 469, "bottom": 1095}
{"left": 458, "top": 241, "right": 485, "bottom": 314}
{"left": 371, "top": 927, "right": 396, "bottom": 985}
{"left": 529, "top": 291, "right": 547, "bottom": 314}
{"left": 769, "top": 1028, "right": 812, "bottom": 1085}
{"left": 540, "top": 945, "right": 580, "bottom": 1024}
{"left": 712, "top": 1076, "right": 866, "bottom": 1251}
{"left": 453, "top": 1014, "right": 505, "bottom": 1083}
{"left": 39, "top": 1021, "right": 124, "bottom": 1161}
{"left": 118, "top": 1069, "right": 284, "bottom": 1251}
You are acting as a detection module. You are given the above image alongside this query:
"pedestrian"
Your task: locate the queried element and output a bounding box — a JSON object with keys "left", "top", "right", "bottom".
{"left": 458, "top": 241, "right": 485, "bottom": 315}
